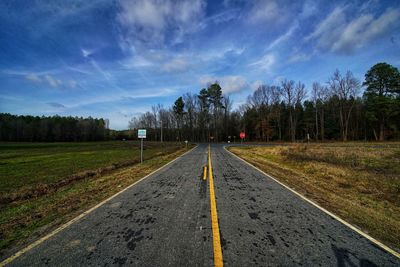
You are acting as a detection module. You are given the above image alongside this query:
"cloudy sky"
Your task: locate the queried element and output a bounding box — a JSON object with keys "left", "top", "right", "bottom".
{"left": 1, "top": 0, "right": 399, "bottom": 129}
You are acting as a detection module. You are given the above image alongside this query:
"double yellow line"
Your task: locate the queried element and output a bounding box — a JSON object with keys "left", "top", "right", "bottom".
{"left": 207, "top": 144, "right": 223, "bottom": 267}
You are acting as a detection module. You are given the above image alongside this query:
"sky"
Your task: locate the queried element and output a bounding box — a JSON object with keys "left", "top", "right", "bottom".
{"left": 0, "top": 0, "right": 399, "bottom": 130}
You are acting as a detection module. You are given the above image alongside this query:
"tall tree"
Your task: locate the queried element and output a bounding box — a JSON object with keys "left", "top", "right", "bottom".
{"left": 281, "top": 80, "right": 306, "bottom": 142}
{"left": 198, "top": 88, "right": 210, "bottom": 141}
{"left": 207, "top": 83, "right": 224, "bottom": 141}
{"left": 173, "top": 96, "right": 185, "bottom": 141}
{"left": 312, "top": 82, "right": 330, "bottom": 141}
{"left": 363, "top": 62, "right": 400, "bottom": 141}
{"left": 328, "top": 70, "right": 360, "bottom": 141}
{"left": 183, "top": 93, "right": 196, "bottom": 141}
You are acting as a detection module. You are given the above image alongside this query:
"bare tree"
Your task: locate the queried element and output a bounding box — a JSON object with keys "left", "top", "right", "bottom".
{"left": 183, "top": 93, "right": 196, "bottom": 141}
{"left": 312, "top": 82, "right": 330, "bottom": 141}
{"left": 328, "top": 70, "right": 360, "bottom": 141}
{"left": 151, "top": 105, "right": 159, "bottom": 141}
{"left": 281, "top": 80, "right": 306, "bottom": 142}
{"left": 222, "top": 95, "right": 233, "bottom": 140}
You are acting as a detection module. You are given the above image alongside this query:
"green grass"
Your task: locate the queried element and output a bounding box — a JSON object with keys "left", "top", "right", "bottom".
{"left": 0, "top": 141, "right": 191, "bottom": 258}
{"left": 0, "top": 141, "right": 181, "bottom": 193}
{"left": 229, "top": 142, "right": 400, "bottom": 251}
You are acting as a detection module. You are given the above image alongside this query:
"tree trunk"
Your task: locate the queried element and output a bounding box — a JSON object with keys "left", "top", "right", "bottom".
{"left": 289, "top": 109, "right": 295, "bottom": 142}
{"left": 373, "top": 128, "right": 378, "bottom": 141}
{"left": 320, "top": 109, "right": 325, "bottom": 141}
{"left": 315, "top": 106, "right": 318, "bottom": 141}
{"left": 379, "top": 121, "right": 384, "bottom": 141}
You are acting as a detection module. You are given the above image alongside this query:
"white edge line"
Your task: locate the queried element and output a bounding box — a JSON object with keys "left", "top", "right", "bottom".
{"left": 1, "top": 145, "right": 198, "bottom": 266}
{"left": 223, "top": 145, "right": 400, "bottom": 259}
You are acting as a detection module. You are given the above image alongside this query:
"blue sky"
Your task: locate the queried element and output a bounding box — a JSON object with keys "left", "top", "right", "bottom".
{"left": 1, "top": 0, "right": 399, "bottom": 129}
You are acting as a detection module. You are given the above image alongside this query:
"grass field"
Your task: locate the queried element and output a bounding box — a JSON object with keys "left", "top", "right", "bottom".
{"left": 228, "top": 142, "right": 400, "bottom": 250}
{"left": 0, "top": 141, "right": 191, "bottom": 257}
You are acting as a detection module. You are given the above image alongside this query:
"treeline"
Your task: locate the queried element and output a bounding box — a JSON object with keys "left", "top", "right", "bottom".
{"left": 0, "top": 114, "right": 109, "bottom": 141}
{"left": 131, "top": 62, "right": 400, "bottom": 142}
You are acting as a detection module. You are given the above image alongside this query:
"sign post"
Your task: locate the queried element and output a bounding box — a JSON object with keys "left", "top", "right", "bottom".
{"left": 240, "top": 132, "right": 245, "bottom": 144}
{"left": 138, "top": 129, "right": 146, "bottom": 163}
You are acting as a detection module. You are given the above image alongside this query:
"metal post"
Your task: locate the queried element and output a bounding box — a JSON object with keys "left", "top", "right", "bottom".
{"left": 141, "top": 138, "right": 143, "bottom": 163}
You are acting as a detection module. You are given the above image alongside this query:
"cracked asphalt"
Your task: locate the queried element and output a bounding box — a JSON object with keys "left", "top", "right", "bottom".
{"left": 6, "top": 144, "right": 400, "bottom": 266}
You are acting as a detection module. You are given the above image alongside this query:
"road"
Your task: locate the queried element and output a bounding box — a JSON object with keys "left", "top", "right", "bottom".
{"left": 4, "top": 144, "right": 400, "bottom": 266}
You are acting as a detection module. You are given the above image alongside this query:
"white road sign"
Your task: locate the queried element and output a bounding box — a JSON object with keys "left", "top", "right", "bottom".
{"left": 138, "top": 129, "right": 146, "bottom": 138}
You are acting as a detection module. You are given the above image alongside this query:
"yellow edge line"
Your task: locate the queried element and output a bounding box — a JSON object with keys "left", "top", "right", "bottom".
{"left": 209, "top": 144, "right": 223, "bottom": 267}
{"left": 224, "top": 146, "right": 400, "bottom": 259}
{"left": 0, "top": 145, "right": 198, "bottom": 267}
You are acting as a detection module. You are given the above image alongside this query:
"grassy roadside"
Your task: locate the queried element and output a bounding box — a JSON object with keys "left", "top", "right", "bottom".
{"left": 228, "top": 143, "right": 400, "bottom": 251}
{"left": 0, "top": 142, "right": 194, "bottom": 259}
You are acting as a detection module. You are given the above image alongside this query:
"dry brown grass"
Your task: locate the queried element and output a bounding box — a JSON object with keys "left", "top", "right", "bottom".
{"left": 228, "top": 143, "right": 400, "bottom": 250}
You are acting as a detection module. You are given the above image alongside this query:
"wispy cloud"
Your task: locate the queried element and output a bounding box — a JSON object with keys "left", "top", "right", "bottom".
{"left": 248, "top": 53, "right": 276, "bottom": 71}
{"left": 266, "top": 22, "right": 298, "bottom": 51}
{"left": 332, "top": 8, "right": 400, "bottom": 53}
{"left": 24, "top": 72, "right": 78, "bottom": 89}
{"left": 288, "top": 52, "right": 311, "bottom": 63}
{"left": 25, "top": 73, "right": 41, "bottom": 82}
{"left": 162, "top": 57, "right": 189, "bottom": 73}
{"left": 306, "top": 6, "right": 400, "bottom": 54}
{"left": 81, "top": 48, "right": 94, "bottom": 58}
{"left": 248, "top": 0, "right": 287, "bottom": 25}
{"left": 45, "top": 74, "right": 62, "bottom": 87}
{"left": 117, "top": 0, "right": 206, "bottom": 48}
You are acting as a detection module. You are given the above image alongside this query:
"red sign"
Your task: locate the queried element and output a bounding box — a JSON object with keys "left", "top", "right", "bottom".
{"left": 240, "top": 132, "right": 245, "bottom": 139}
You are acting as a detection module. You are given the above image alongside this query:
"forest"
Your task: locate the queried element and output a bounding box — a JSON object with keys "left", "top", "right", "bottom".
{"left": 1, "top": 62, "right": 399, "bottom": 142}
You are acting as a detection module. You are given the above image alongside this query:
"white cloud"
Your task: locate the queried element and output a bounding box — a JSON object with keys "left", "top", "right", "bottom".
{"left": 199, "top": 75, "right": 248, "bottom": 94}
{"left": 45, "top": 74, "right": 61, "bottom": 87}
{"left": 25, "top": 73, "right": 73, "bottom": 88}
{"left": 299, "top": 0, "right": 318, "bottom": 19}
{"left": 305, "top": 6, "right": 346, "bottom": 49}
{"left": 248, "top": 0, "right": 286, "bottom": 25}
{"left": 333, "top": 8, "right": 400, "bottom": 53}
{"left": 118, "top": 0, "right": 169, "bottom": 30}
{"left": 306, "top": 7, "right": 400, "bottom": 54}
{"left": 69, "top": 80, "right": 77, "bottom": 88}
{"left": 81, "top": 48, "right": 93, "bottom": 58}
{"left": 288, "top": 52, "right": 311, "bottom": 63}
{"left": 117, "top": 0, "right": 206, "bottom": 47}
{"left": 122, "top": 55, "right": 154, "bottom": 68}
{"left": 360, "top": 0, "right": 380, "bottom": 13}
{"left": 198, "top": 46, "right": 245, "bottom": 62}
{"left": 25, "top": 73, "right": 41, "bottom": 82}
{"left": 162, "top": 58, "right": 189, "bottom": 73}
{"left": 267, "top": 22, "right": 298, "bottom": 50}
{"left": 248, "top": 53, "right": 276, "bottom": 71}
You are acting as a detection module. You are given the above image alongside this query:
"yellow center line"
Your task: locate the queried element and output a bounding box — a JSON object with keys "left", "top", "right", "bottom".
{"left": 203, "top": 166, "right": 207, "bottom": 180}
{"left": 208, "top": 144, "right": 223, "bottom": 267}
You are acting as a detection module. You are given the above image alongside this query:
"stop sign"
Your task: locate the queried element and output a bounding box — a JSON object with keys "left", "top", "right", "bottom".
{"left": 240, "top": 132, "right": 245, "bottom": 139}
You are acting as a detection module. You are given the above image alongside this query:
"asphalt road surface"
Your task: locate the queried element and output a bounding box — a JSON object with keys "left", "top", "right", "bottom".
{"left": 4, "top": 144, "right": 400, "bottom": 266}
